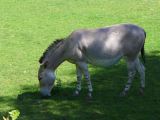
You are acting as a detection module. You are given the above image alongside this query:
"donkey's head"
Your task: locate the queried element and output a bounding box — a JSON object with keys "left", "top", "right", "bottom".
{"left": 38, "top": 38, "right": 64, "bottom": 98}
{"left": 38, "top": 62, "right": 56, "bottom": 97}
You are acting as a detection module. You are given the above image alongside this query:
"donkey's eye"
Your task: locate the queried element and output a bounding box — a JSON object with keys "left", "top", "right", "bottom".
{"left": 38, "top": 76, "right": 42, "bottom": 81}
{"left": 40, "top": 82, "right": 46, "bottom": 87}
{"left": 49, "top": 82, "right": 53, "bottom": 86}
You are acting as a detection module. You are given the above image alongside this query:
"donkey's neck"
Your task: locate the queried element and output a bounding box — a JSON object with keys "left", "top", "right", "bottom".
{"left": 47, "top": 42, "right": 66, "bottom": 70}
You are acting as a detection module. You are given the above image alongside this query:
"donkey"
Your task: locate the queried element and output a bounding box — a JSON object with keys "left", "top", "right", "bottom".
{"left": 38, "top": 23, "right": 146, "bottom": 98}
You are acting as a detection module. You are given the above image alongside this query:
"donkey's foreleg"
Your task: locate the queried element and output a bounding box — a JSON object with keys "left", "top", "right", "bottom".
{"left": 78, "top": 62, "right": 93, "bottom": 98}
{"left": 120, "top": 60, "right": 136, "bottom": 96}
{"left": 73, "top": 65, "right": 82, "bottom": 96}
{"left": 84, "top": 70, "right": 93, "bottom": 98}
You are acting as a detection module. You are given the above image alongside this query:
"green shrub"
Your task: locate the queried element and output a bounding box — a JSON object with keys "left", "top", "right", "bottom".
{"left": 3, "top": 110, "right": 20, "bottom": 120}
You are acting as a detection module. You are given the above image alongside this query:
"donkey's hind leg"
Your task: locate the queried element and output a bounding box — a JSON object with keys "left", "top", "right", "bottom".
{"left": 135, "top": 58, "right": 145, "bottom": 95}
{"left": 73, "top": 64, "right": 82, "bottom": 96}
{"left": 120, "top": 59, "right": 136, "bottom": 96}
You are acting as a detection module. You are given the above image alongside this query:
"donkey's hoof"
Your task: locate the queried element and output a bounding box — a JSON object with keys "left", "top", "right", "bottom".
{"left": 139, "top": 87, "right": 144, "bottom": 96}
{"left": 72, "top": 90, "right": 80, "bottom": 97}
{"left": 119, "top": 91, "right": 128, "bottom": 97}
{"left": 85, "top": 92, "right": 92, "bottom": 101}
{"left": 85, "top": 95, "right": 92, "bottom": 101}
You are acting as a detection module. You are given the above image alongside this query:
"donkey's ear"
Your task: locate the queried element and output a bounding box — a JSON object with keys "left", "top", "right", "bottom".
{"left": 39, "top": 56, "right": 44, "bottom": 64}
{"left": 42, "top": 61, "right": 48, "bottom": 68}
{"left": 40, "top": 59, "right": 48, "bottom": 68}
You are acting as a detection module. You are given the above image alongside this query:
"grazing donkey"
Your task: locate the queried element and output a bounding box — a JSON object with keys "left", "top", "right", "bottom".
{"left": 38, "top": 23, "right": 146, "bottom": 98}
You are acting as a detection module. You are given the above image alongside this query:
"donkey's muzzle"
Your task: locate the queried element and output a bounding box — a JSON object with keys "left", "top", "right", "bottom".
{"left": 40, "top": 89, "right": 51, "bottom": 99}
{"left": 40, "top": 92, "right": 51, "bottom": 99}
{"left": 40, "top": 94, "right": 51, "bottom": 99}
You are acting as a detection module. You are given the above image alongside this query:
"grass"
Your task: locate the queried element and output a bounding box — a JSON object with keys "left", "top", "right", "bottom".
{"left": 0, "top": 0, "right": 160, "bottom": 119}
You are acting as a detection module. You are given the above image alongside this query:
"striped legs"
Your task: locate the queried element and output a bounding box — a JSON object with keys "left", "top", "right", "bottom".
{"left": 120, "top": 60, "right": 136, "bottom": 96}
{"left": 135, "top": 58, "right": 145, "bottom": 95}
{"left": 120, "top": 58, "right": 145, "bottom": 96}
{"left": 73, "top": 65, "right": 82, "bottom": 96}
{"left": 83, "top": 64, "right": 93, "bottom": 98}
{"left": 74, "top": 62, "right": 93, "bottom": 98}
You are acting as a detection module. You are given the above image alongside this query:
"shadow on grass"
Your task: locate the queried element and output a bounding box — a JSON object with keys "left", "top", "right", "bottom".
{"left": 0, "top": 96, "right": 16, "bottom": 119}
{"left": 1, "top": 52, "right": 160, "bottom": 120}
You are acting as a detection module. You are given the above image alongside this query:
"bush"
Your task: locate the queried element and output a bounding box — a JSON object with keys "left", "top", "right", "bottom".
{"left": 3, "top": 110, "right": 20, "bottom": 120}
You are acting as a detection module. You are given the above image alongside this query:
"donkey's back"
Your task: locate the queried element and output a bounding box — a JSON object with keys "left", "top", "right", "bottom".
{"left": 67, "top": 23, "right": 146, "bottom": 67}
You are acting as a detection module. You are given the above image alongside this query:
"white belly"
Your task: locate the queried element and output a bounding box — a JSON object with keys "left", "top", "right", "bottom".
{"left": 87, "top": 55, "right": 122, "bottom": 67}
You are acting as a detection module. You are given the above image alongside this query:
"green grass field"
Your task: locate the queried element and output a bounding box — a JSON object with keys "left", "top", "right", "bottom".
{"left": 0, "top": 0, "right": 160, "bottom": 119}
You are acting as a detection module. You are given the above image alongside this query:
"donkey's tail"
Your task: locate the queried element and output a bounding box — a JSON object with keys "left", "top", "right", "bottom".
{"left": 141, "top": 44, "right": 145, "bottom": 64}
{"left": 141, "top": 30, "right": 146, "bottom": 64}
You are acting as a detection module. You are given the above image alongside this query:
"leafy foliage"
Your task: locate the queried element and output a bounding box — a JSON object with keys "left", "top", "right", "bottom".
{"left": 2, "top": 110, "right": 20, "bottom": 120}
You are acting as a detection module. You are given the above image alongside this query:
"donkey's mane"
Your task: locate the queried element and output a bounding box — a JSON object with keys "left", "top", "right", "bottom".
{"left": 39, "top": 38, "right": 65, "bottom": 64}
